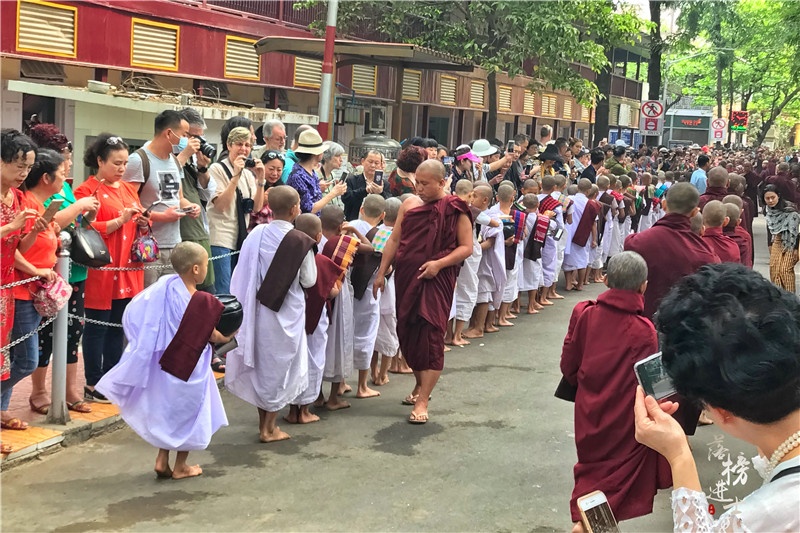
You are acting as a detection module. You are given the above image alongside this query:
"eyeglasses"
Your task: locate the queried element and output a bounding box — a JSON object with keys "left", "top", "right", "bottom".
{"left": 64, "top": 141, "right": 73, "bottom": 154}
{"left": 106, "top": 136, "right": 124, "bottom": 145}
{"left": 263, "top": 151, "right": 285, "bottom": 162}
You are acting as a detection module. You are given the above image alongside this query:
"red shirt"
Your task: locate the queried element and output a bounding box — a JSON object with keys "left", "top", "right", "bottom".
{"left": 74, "top": 177, "right": 144, "bottom": 310}
{"left": 14, "top": 191, "right": 59, "bottom": 300}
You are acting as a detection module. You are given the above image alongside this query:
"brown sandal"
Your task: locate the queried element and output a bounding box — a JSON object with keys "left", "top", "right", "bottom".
{"left": 67, "top": 401, "right": 92, "bottom": 413}
{"left": 1, "top": 418, "right": 29, "bottom": 430}
{"left": 29, "top": 399, "right": 49, "bottom": 415}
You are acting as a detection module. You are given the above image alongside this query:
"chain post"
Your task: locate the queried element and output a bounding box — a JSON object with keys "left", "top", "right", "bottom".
{"left": 47, "top": 231, "right": 72, "bottom": 425}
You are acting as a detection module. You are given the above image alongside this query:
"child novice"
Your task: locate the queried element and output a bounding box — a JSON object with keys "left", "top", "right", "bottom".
{"left": 518, "top": 194, "right": 547, "bottom": 314}
{"left": 96, "top": 241, "right": 232, "bottom": 479}
{"left": 285, "top": 213, "right": 341, "bottom": 424}
{"left": 226, "top": 186, "right": 318, "bottom": 443}
{"left": 349, "top": 194, "right": 386, "bottom": 399}
{"left": 370, "top": 197, "right": 402, "bottom": 386}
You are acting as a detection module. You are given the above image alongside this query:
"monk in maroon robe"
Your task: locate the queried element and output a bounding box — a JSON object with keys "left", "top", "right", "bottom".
{"left": 625, "top": 183, "right": 720, "bottom": 434}
{"left": 723, "top": 203, "right": 753, "bottom": 268}
{"left": 701, "top": 201, "right": 741, "bottom": 263}
{"left": 374, "top": 160, "right": 473, "bottom": 424}
{"left": 561, "top": 251, "right": 671, "bottom": 528}
{"left": 697, "top": 166, "right": 730, "bottom": 209}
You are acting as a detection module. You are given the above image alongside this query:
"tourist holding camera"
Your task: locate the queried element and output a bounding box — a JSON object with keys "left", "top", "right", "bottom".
{"left": 207, "top": 126, "right": 265, "bottom": 294}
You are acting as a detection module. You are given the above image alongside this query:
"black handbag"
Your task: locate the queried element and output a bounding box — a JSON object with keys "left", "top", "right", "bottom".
{"left": 70, "top": 218, "right": 112, "bottom": 268}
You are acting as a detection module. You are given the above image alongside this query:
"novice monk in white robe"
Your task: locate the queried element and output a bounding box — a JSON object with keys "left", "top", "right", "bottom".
{"left": 349, "top": 194, "right": 386, "bottom": 399}
{"left": 318, "top": 205, "right": 373, "bottom": 411}
{"left": 226, "top": 186, "right": 317, "bottom": 443}
{"left": 518, "top": 194, "right": 546, "bottom": 314}
{"left": 371, "top": 197, "right": 402, "bottom": 385}
{"left": 285, "top": 214, "right": 341, "bottom": 425}
{"left": 487, "top": 183, "right": 522, "bottom": 327}
{"left": 96, "top": 242, "right": 231, "bottom": 479}
{"left": 464, "top": 184, "right": 506, "bottom": 339}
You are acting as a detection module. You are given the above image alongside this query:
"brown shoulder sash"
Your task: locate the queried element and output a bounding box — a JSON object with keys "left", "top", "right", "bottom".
{"left": 257, "top": 229, "right": 316, "bottom": 312}
{"left": 159, "top": 291, "right": 224, "bottom": 381}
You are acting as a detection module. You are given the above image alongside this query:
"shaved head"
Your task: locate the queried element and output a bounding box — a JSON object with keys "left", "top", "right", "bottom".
{"left": 522, "top": 193, "right": 539, "bottom": 210}
{"left": 577, "top": 178, "right": 592, "bottom": 193}
{"left": 497, "top": 184, "right": 515, "bottom": 202}
{"left": 361, "top": 194, "right": 386, "bottom": 219}
{"left": 455, "top": 179, "right": 474, "bottom": 196}
{"left": 416, "top": 159, "right": 446, "bottom": 181}
{"left": 702, "top": 200, "right": 727, "bottom": 228}
{"left": 541, "top": 175, "right": 556, "bottom": 193}
{"left": 320, "top": 204, "right": 345, "bottom": 232}
{"left": 268, "top": 185, "right": 300, "bottom": 218}
{"left": 724, "top": 203, "right": 741, "bottom": 227}
{"left": 722, "top": 194, "right": 743, "bottom": 209}
{"left": 596, "top": 175, "right": 610, "bottom": 189}
{"left": 606, "top": 251, "right": 648, "bottom": 291}
{"left": 707, "top": 166, "right": 729, "bottom": 188}
{"left": 664, "top": 182, "right": 700, "bottom": 215}
{"left": 690, "top": 213, "right": 704, "bottom": 235}
{"left": 384, "top": 197, "right": 402, "bottom": 223}
{"left": 170, "top": 241, "right": 208, "bottom": 275}
{"left": 473, "top": 184, "right": 493, "bottom": 201}
{"left": 295, "top": 213, "right": 321, "bottom": 239}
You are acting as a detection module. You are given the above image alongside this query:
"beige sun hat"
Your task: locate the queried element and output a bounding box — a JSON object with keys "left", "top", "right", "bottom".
{"left": 295, "top": 128, "right": 328, "bottom": 155}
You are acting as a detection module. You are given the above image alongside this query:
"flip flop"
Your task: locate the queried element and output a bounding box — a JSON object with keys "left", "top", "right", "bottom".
{"left": 401, "top": 394, "right": 431, "bottom": 406}
{"left": 1, "top": 443, "right": 12, "bottom": 454}
{"left": 29, "top": 399, "right": 50, "bottom": 415}
{"left": 1, "top": 418, "right": 29, "bottom": 430}
{"left": 67, "top": 400, "right": 92, "bottom": 413}
{"left": 408, "top": 412, "right": 428, "bottom": 424}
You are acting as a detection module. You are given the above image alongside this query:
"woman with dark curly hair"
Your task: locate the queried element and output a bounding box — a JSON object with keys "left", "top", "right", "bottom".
{"left": 635, "top": 263, "right": 800, "bottom": 531}
{"left": 388, "top": 145, "right": 425, "bottom": 197}
{"left": 27, "top": 123, "right": 99, "bottom": 415}
{"left": 762, "top": 184, "right": 800, "bottom": 291}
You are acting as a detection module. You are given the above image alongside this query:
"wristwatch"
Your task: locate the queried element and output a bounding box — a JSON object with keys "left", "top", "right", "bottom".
{"left": 197, "top": 166, "right": 208, "bottom": 174}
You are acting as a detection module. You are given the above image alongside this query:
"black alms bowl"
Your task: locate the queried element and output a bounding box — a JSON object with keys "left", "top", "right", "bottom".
{"left": 215, "top": 294, "right": 243, "bottom": 337}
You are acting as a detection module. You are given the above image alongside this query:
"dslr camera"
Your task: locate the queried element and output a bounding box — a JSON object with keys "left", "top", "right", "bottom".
{"left": 195, "top": 136, "right": 217, "bottom": 160}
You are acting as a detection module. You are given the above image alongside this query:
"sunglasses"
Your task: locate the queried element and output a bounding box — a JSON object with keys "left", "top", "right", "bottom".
{"left": 106, "top": 136, "right": 124, "bottom": 145}
{"left": 263, "top": 150, "right": 285, "bottom": 162}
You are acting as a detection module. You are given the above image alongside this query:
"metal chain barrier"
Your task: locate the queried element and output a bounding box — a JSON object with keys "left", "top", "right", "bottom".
{"left": 0, "top": 315, "right": 56, "bottom": 355}
{"left": 0, "top": 275, "right": 40, "bottom": 291}
{"left": 70, "top": 314, "right": 124, "bottom": 328}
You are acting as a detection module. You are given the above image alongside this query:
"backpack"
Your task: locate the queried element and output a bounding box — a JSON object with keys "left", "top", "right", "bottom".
{"left": 135, "top": 148, "right": 181, "bottom": 195}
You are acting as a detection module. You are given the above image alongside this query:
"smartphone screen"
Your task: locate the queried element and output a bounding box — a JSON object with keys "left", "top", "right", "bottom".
{"left": 524, "top": 163, "right": 533, "bottom": 174}
{"left": 578, "top": 491, "right": 620, "bottom": 533}
{"left": 373, "top": 170, "right": 384, "bottom": 185}
{"left": 634, "top": 352, "right": 677, "bottom": 400}
{"left": 443, "top": 156, "right": 454, "bottom": 166}
{"left": 41, "top": 199, "right": 64, "bottom": 223}
{"left": 506, "top": 141, "right": 515, "bottom": 153}
{"left": 339, "top": 171, "right": 349, "bottom": 184}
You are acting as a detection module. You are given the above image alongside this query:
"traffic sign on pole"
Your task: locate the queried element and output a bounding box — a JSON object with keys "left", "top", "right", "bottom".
{"left": 639, "top": 100, "right": 665, "bottom": 136}
{"left": 712, "top": 118, "right": 727, "bottom": 131}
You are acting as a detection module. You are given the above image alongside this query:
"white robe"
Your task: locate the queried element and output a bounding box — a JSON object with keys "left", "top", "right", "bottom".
{"left": 349, "top": 219, "right": 380, "bottom": 371}
{"left": 563, "top": 193, "right": 589, "bottom": 271}
{"left": 455, "top": 229, "right": 481, "bottom": 321}
{"left": 297, "top": 303, "right": 328, "bottom": 406}
{"left": 598, "top": 191, "right": 616, "bottom": 263}
{"left": 475, "top": 211, "right": 506, "bottom": 308}
{"left": 487, "top": 205, "right": 520, "bottom": 303}
{"left": 518, "top": 214, "right": 543, "bottom": 291}
{"left": 323, "top": 236, "right": 355, "bottom": 383}
{"left": 225, "top": 221, "right": 316, "bottom": 412}
{"left": 374, "top": 274, "right": 399, "bottom": 357}
{"left": 96, "top": 275, "right": 227, "bottom": 451}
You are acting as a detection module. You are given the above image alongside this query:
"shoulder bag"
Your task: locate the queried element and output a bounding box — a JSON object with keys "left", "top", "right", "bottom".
{"left": 71, "top": 217, "right": 112, "bottom": 268}
{"left": 131, "top": 222, "right": 160, "bottom": 263}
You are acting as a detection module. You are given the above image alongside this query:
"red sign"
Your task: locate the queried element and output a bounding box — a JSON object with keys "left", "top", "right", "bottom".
{"left": 681, "top": 118, "right": 703, "bottom": 126}
{"left": 731, "top": 111, "right": 749, "bottom": 131}
{"left": 714, "top": 130, "right": 724, "bottom": 139}
{"left": 644, "top": 118, "right": 658, "bottom": 131}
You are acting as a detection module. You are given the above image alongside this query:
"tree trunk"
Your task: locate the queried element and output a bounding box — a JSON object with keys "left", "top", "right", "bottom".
{"left": 594, "top": 51, "right": 613, "bottom": 147}
{"left": 727, "top": 64, "right": 734, "bottom": 146}
{"left": 645, "top": 0, "right": 663, "bottom": 146}
{"left": 716, "top": 55, "right": 724, "bottom": 119}
{"left": 486, "top": 70, "right": 498, "bottom": 141}
{"left": 753, "top": 88, "right": 800, "bottom": 148}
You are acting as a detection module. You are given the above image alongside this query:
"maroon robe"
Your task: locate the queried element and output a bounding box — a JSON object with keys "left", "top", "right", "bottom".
{"left": 571, "top": 199, "right": 601, "bottom": 247}
{"left": 743, "top": 170, "right": 762, "bottom": 211}
{"left": 766, "top": 171, "right": 797, "bottom": 203}
{"left": 697, "top": 186, "right": 729, "bottom": 210}
{"left": 702, "top": 227, "right": 741, "bottom": 263}
{"left": 624, "top": 213, "right": 721, "bottom": 320}
{"left": 305, "top": 253, "right": 343, "bottom": 335}
{"left": 723, "top": 225, "right": 753, "bottom": 268}
{"left": 561, "top": 289, "right": 672, "bottom": 522}
{"left": 395, "top": 195, "right": 471, "bottom": 371}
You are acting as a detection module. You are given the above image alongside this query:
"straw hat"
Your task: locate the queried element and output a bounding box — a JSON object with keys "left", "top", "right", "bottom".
{"left": 295, "top": 129, "right": 328, "bottom": 155}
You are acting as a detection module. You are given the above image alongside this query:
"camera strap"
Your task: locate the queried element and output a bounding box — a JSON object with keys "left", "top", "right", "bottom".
{"left": 218, "top": 161, "right": 249, "bottom": 250}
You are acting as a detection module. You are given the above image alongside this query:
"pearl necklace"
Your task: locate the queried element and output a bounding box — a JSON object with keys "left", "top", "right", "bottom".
{"left": 766, "top": 430, "right": 800, "bottom": 478}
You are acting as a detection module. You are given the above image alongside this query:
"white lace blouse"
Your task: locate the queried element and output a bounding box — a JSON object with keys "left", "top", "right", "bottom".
{"left": 671, "top": 455, "right": 800, "bottom": 532}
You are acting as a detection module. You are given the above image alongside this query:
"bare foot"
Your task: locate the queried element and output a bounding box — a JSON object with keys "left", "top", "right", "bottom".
{"left": 283, "top": 407, "right": 299, "bottom": 424}
{"left": 154, "top": 461, "right": 173, "bottom": 479}
{"left": 356, "top": 386, "right": 381, "bottom": 399}
{"left": 373, "top": 375, "right": 389, "bottom": 386}
{"left": 484, "top": 325, "right": 499, "bottom": 333}
{"left": 533, "top": 302, "right": 545, "bottom": 310}
{"left": 298, "top": 410, "right": 320, "bottom": 424}
{"left": 260, "top": 427, "right": 291, "bottom": 443}
{"left": 505, "top": 313, "right": 518, "bottom": 320}
{"left": 313, "top": 393, "right": 326, "bottom": 408}
{"left": 325, "top": 399, "right": 351, "bottom": 411}
{"left": 526, "top": 307, "right": 540, "bottom": 314}
{"left": 444, "top": 345, "right": 452, "bottom": 352}
{"left": 339, "top": 383, "right": 352, "bottom": 395}
{"left": 172, "top": 464, "right": 203, "bottom": 479}
{"left": 452, "top": 337, "right": 470, "bottom": 346}
{"left": 462, "top": 329, "right": 484, "bottom": 339}
{"left": 550, "top": 292, "right": 565, "bottom": 300}
{"left": 497, "top": 320, "right": 515, "bottom": 327}
{"left": 370, "top": 371, "right": 380, "bottom": 384}
{"left": 540, "top": 299, "right": 554, "bottom": 306}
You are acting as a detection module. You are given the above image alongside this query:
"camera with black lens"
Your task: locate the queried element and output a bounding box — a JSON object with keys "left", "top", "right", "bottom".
{"left": 244, "top": 156, "right": 256, "bottom": 169}
{"left": 196, "top": 136, "right": 216, "bottom": 160}
{"left": 239, "top": 197, "right": 255, "bottom": 214}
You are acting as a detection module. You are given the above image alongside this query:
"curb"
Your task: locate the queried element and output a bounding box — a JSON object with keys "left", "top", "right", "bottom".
{"left": 0, "top": 372, "right": 226, "bottom": 471}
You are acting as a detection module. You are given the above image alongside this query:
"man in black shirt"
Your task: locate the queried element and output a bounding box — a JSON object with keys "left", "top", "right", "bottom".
{"left": 580, "top": 148, "right": 605, "bottom": 184}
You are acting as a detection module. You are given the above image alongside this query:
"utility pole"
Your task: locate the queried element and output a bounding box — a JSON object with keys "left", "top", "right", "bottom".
{"left": 317, "top": 0, "right": 339, "bottom": 140}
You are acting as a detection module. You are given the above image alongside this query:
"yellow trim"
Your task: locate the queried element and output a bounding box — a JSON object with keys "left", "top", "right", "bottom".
{"left": 440, "top": 74, "right": 457, "bottom": 106}
{"left": 293, "top": 56, "right": 322, "bottom": 89}
{"left": 224, "top": 35, "right": 260, "bottom": 81}
{"left": 402, "top": 69, "right": 421, "bottom": 102}
{"left": 353, "top": 64, "right": 378, "bottom": 96}
{"left": 498, "top": 84, "right": 513, "bottom": 112}
{"left": 16, "top": 0, "right": 78, "bottom": 59}
{"left": 469, "top": 80, "right": 485, "bottom": 108}
{"left": 542, "top": 93, "right": 558, "bottom": 117}
{"left": 130, "top": 17, "right": 180, "bottom": 72}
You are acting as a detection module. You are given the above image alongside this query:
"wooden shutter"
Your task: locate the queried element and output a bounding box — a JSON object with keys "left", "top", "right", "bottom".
{"left": 542, "top": 94, "right": 557, "bottom": 117}
{"left": 440, "top": 75, "right": 457, "bottom": 105}
{"left": 294, "top": 57, "right": 322, "bottom": 88}
{"left": 224, "top": 36, "right": 259, "bottom": 81}
{"left": 498, "top": 85, "right": 512, "bottom": 112}
{"left": 403, "top": 70, "right": 421, "bottom": 101}
{"left": 131, "top": 18, "right": 179, "bottom": 71}
{"left": 523, "top": 91, "right": 535, "bottom": 116}
{"left": 17, "top": 0, "right": 77, "bottom": 58}
{"left": 353, "top": 65, "right": 377, "bottom": 95}
{"left": 470, "top": 80, "right": 485, "bottom": 108}
{"left": 563, "top": 99, "right": 573, "bottom": 119}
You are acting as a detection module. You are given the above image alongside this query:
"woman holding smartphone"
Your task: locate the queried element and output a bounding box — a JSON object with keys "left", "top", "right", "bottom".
{"left": 1, "top": 149, "right": 62, "bottom": 426}
{"left": 26, "top": 125, "right": 100, "bottom": 414}
{"left": 75, "top": 134, "right": 145, "bottom": 402}
{"left": 635, "top": 263, "right": 800, "bottom": 532}
{"left": 316, "top": 142, "right": 346, "bottom": 209}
